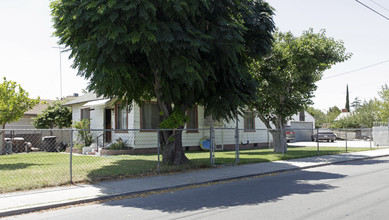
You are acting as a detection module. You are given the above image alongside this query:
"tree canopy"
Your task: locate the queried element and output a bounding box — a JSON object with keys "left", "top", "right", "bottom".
{"left": 378, "top": 84, "right": 389, "bottom": 122}
{"left": 33, "top": 100, "right": 72, "bottom": 129}
{"left": 51, "top": 0, "right": 275, "bottom": 164}
{"left": 0, "top": 77, "right": 39, "bottom": 154}
{"left": 251, "top": 29, "right": 351, "bottom": 153}
{"left": 0, "top": 77, "right": 39, "bottom": 129}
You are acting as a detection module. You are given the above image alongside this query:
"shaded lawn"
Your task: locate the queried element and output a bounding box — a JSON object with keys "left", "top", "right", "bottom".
{"left": 0, "top": 146, "right": 375, "bottom": 193}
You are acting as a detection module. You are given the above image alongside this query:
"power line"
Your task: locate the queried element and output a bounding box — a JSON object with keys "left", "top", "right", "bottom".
{"left": 322, "top": 59, "right": 389, "bottom": 80}
{"left": 355, "top": 0, "right": 389, "bottom": 21}
{"left": 368, "top": 0, "right": 389, "bottom": 13}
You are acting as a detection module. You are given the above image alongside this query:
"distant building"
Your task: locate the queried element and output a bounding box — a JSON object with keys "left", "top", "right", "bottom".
{"left": 288, "top": 111, "right": 316, "bottom": 141}
{"left": 335, "top": 108, "right": 351, "bottom": 121}
{"left": 5, "top": 100, "right": 55, "bottom": 130}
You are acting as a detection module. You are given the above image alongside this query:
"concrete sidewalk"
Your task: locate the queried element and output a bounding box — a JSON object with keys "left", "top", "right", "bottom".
{"left": 1, "top": 148, "right": 389, "bottom": 217}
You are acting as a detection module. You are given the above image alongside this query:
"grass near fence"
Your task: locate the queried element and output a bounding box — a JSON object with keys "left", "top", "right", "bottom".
{"left": 0, "top": 146, "right": 374, "bottom": 193}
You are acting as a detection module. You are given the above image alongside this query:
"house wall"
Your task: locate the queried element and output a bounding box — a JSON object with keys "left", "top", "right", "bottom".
{"left": 5, "top": 116, "right": 35, "bottom": 130}
{"left": 73, "top": 102, "right": 271, "bottom": 149}
{"left": 214, "top": 116, "right": 270, "bottom": 150}
{"left": 129, "top": 106, "right": 269, "bottom": 149}
{"left": 71, "top": 104, "right": 83, "bottom": 123}
{"left": 290, "top": 111, "right": 315, "bottom": 128}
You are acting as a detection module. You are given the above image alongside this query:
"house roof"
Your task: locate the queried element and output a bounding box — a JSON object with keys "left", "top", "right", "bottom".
{"left": 335, "top": 112, "right": 351, "bottom": 121}
{"left": 24, "top": 100, "right": 55, "bottom": 116}
{"left": 63, "top": 92, "right": 106, "bottom": 106}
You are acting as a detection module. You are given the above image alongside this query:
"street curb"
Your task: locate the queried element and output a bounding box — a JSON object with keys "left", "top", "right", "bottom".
{"left": 1, "top": 153, "right": 389, "bottom": 218}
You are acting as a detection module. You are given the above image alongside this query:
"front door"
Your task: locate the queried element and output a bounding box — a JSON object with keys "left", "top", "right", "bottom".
{"left": 105, "top": 109, "right": 112, "bottom": 143}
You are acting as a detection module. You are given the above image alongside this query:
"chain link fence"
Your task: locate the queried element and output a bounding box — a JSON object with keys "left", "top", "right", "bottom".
{"left": 0, "top": 126, "right": 387, "bottom": 193}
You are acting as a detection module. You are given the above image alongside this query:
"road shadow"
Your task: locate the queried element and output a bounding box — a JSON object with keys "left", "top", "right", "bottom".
{"left": 85, "top": 151, "right": 389, "bottom": 214}
{"left": 102, "top": 168, "right": 345, "bottom": 213}
{"left": 92, "top": 155, "right": 389, "bottom": 214}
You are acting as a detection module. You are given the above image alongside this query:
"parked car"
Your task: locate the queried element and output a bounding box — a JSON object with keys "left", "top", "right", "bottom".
{"left": 311, "top": 129, "right": 337, "bottom": 142}
{"left": 285, "top": 126, "right": 296, "bottom": 143}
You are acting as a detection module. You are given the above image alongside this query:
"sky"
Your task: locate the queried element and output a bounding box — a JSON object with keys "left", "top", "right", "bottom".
{"left": 0, "top": 0, "right": 388, "bottom": 112}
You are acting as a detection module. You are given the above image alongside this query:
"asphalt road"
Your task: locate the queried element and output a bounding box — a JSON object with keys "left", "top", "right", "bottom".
{"left": 6, "top": 156, "right": 389, "bottom": 220}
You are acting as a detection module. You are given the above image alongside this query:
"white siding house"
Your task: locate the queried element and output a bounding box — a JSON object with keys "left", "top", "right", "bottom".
{"left": 64, "top": 93, "right": 271, "bottom": 150}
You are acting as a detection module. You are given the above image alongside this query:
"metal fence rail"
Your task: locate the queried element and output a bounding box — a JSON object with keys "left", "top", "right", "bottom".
{"left": 0, "top": 127, "right": 386, "bottom": 193}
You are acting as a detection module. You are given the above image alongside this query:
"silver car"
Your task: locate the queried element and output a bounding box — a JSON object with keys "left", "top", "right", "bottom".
{"left": 285, "top": 126, "right": 296, "bottom": 143}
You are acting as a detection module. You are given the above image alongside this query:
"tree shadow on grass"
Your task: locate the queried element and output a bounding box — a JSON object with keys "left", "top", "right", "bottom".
{"left": 86, "top": 159, "right": 159, "bottom": 182}
{"left": 0, "top": 163, "right": 37, "bottom": 170}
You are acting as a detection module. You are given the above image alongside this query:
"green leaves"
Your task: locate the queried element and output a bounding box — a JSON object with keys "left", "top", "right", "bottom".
{"left": 32, "top": 100, "right": 72, "bottom": 129}
{"left": 51, "top": 0, "right": 275, "bottom": 163}
{"left": 0, "top": 77, "right": 39, "bottom": 128}
{"left": 51, "top": 0, "right": 275, "bottom": 121}
{"left": 251, "top": 29, "right": 351, "bottom": 127}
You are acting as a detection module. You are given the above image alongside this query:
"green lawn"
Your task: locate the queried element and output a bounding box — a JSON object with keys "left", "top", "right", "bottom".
{"left": 0, "top": 146, "right": 374, "bottom": 193}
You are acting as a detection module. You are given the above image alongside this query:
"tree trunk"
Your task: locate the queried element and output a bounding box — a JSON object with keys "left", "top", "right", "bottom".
{"left": 269, "top": 129, "right": 287, "bottom": 154}
{"left": 160, "top": 129, "right": 189, "bottom": 165}
{"left": 151, "top": 68, "right": 189, "bottom": 165}
{"left": 0, "top": 124, "right": 5, "bottom": 155}
{"left": 257, "top": 114, "right": 287, "bottom": 154}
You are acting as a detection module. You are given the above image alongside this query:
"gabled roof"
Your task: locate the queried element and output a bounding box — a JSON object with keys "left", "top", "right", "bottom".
{"left": 63, "top": 92, "right": 105, "bottom": 106}
{"left": 335, "top": 112, "right": 352, "bottom": 121}
{"left": 24, "top": 99, "right": 55, "bottom": 116}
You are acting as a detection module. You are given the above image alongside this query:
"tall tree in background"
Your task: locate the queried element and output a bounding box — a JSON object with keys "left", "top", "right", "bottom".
{"left": 345, "top": 85, "right": 350, "bottom": 112}
{"left": 378, "top": 84, "right": 389, "bottom": 122}
{"left": 251, "top": 29, "right": 351, "bottom": 153}
{"left": 351, "top": 96, "right": 362, "bottom": 111}
{"left": 51, "top": 0, "right": 275, "bottom": 164}
{"left": 0, "top": 77, "right": 39, "bottom": 154}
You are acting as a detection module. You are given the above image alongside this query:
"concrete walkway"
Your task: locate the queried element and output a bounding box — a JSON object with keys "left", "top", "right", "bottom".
{"left": 1, "top": 148, "right": 389, "bottom": 217}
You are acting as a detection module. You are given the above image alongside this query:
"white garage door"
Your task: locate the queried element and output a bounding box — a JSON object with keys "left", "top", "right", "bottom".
{"left": 291, "top": 122, "right": 314, "bottom": 141}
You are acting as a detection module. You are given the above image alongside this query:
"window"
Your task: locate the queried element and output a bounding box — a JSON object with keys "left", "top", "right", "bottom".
{"left": 244, "top": 111, "right": 255, "bottom": 131}
{"left": 186, "top": 107, "right": 198, "bottom": 132}
{"left": 299, "top": 111, "right": 305, "bottom": 121}
{"left": 141, "top": 102, "right": 160, "bottom": 130}
{"left": 80, "top": 108, "right": 90, "bottom": 129}
{"left": 115, "top": 103, "right": 128, "bottom": 130}
{"left": 81, "top": 108, "right": 90, "bottom": 121}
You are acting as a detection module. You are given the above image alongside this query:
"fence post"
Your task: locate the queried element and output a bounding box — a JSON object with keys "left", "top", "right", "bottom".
{"left": 345, "top": 129, "right": 348, "bottom": 153}
{"left": 369, "top": 128, "right": 372, "bottom": 149}
{"left": 316, "top": 128, "right": 319, "bottom": 155}
{"left": 70, "top": 129, "right": 73, "bottom": 183}
{"left": 210, "top": 126, "right": 215, "bottom": 167}
{"left": 157, "top": 129, "right": 160, "bottom": 173}
{"left": 235, "top": 112, "right": 239, "bottom": 165}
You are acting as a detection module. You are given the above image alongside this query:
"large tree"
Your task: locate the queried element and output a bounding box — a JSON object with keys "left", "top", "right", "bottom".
{"left": 51, "top": 0, "right": 275, "bottom": 164}
{"left": 378, "top": 84, "right": 389, "bottom": 122}
{"left": 251, "top": 29, "right": 351, "bottom": 153}
{"left": 33, "top": 100, "right": 72, "bottom": 129}
{"left": 0, "top": 77, "right": 39, "bottom": 154}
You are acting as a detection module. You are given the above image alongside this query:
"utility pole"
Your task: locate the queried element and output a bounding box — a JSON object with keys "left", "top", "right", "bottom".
{"left": 52, "top": 46, "right": 65, "bottom": 99}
